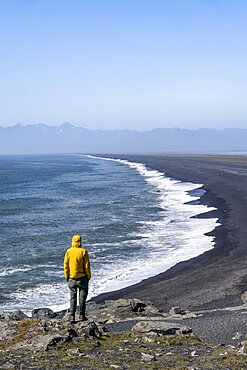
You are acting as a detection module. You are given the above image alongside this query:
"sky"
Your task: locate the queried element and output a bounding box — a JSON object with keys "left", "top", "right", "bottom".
{"left": 0, "top": 0, "right": 247, "bottom": 131}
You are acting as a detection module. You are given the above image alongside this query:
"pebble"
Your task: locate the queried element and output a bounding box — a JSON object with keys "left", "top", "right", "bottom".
{"left": 143, "top": 336, "right": 155, "bottom": 343}
{"left": 141, "top": 352, "right": 156, "bottom": 362}
{"left": 232, "top": 332, "right": 243, "bottom": 340}
{"left": 237, "top": 345, "right": 245, "bottom": 355}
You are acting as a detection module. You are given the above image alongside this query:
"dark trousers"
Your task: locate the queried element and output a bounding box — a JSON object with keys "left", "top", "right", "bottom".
{"left": 68, "top": 277, "right": 88, "bottom": 316}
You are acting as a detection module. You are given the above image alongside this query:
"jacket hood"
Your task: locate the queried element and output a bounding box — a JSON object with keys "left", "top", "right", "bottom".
{"left": 72, "top": 235, "right": 81, "bottom": 248}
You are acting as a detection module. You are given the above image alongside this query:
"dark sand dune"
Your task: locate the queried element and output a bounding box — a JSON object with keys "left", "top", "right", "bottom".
{"left": 93, "top": 155, "right": 247, "bottom": 312}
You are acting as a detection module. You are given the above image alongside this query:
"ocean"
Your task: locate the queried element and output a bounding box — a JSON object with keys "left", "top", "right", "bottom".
{"left": 0, "top": 154, "right": 219, "bottom": 314}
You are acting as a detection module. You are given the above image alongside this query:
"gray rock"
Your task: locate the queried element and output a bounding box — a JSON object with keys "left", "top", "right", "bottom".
{"left": 132, "top": 320, "right": 192, "bottom": 335}
{"left": 85, "top": 321, "right": 101, "bottom": 338}
{"left": 11, "top": 330, "right": 76, "bottom": 352}
{"left": 5, "top": 310, "right": 29, "bottom": 321}
{"left": 232, "top": 332, "right": 243, "bottom": 340}
{"left": 141, "top": 352, "right": 156, "bottom": 362}
{"left": 241, "top": 291, "right": 247, "bottom": 304}
{"left": 105, "top": 298, "right": 146, "bottom": 312}
{"left": 42, "top": 334, "right": 69, "bottom": 351}
{"left": 237, "top": 345, "right": 245, "bottom": 354}
{"left": 169, "top": 306, "right": 187, "bottom": 315}
{"left": 177, "top": 326, "right": 193, "bottom": 335}
{"left": 67, "top": 348, "right": 86, "bottom": 357}
{"left": 62, "top": 311, "right": 71, "bottom": 322}
{"left": 86, "top": 298, "right": 162, "bottom": 323}
{"left": 144, "top": 304, "right": 162, "bottom": 314}
{"left": 32, "top": 308, "right": 56, "bottom": 319}
{"left": 105, "top": 299, "right": 131, "bottom": 308}
{"left": 61, "top": 328, "right": 78, "bottom": 340}
{"left": 129, "top": 299, "right": 146, "bottom": 312}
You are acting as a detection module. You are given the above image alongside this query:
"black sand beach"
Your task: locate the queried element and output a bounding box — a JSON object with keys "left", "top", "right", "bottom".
{"left": 93, "top": 154, "right": 247, "bottom": 313}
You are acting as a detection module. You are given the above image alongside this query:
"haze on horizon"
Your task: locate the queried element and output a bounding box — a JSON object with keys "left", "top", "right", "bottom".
{"left": 1, "top": 0, "right": 247, "bottom": 131}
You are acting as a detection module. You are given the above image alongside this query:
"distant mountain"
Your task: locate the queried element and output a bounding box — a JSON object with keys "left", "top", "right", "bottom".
{"left": 0, "top": 123, "right": 247, "bottom": 154}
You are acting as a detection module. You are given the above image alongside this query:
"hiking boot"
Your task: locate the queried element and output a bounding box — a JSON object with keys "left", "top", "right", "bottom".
{"left": 79, "top": 314, "right": 88, "bottom": 321}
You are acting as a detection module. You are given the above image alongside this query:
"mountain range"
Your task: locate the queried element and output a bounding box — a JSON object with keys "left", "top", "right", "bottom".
{"left": 0, "top": 122, "right": 247, "bottom": 154}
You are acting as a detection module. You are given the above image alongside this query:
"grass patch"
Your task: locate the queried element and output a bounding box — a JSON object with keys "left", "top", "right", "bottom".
{"left": 1, "top": 325, "right": 247, "bottom": 369}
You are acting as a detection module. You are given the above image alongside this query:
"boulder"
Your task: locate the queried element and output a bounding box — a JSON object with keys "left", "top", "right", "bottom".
{"left": 130, "top": 299, "right": 146, "bottom": 313}
{"left": 144, "top": 304, "right": 162, "bottom": 315}
{"left": 105, "top": 298, "right": 147, "bottom": 311}
{"left": 132, "top": 320, "right": 192, "bottom": 335}
{"left": 85, "top": 321, "right": 101, "bottom": 338}
{"left": 11, "top": 329, "right": 77, "bottom": 352}
{"left": 44, "top": 333, "right": 74, "bottom": 351}
{"left": 105, "top": 299, "right": 131, "bottom": 308}
{"left": 32, "top": 308, "right": 56, "bottom": 319}
{"left": 141, "top": 352, "right": 156, "bottom": 362}
{"left": 169, "top": 306, "right": 187, "bottom": 315}
{"left": 5, "top": 310, "right": 29, "bottom": 321}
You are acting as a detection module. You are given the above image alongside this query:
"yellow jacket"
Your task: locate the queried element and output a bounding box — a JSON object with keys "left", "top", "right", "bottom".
{"left": 64, "top": 235, "right": 91, "bottom": 280}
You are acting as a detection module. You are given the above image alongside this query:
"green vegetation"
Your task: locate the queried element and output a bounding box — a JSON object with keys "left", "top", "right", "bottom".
{"left": 1, "top": 320, "right": 247, "bottom": 370}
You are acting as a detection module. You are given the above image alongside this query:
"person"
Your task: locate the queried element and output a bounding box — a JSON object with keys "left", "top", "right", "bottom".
{"left": 64, "top": 235, "right": 91, "bottom": 322}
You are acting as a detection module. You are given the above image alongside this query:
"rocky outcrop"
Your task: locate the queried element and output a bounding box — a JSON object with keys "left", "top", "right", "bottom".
{"left": 0, "top": 299, "right": 193, "bottom": 356}
{"left": 32, "top": 307, "right": 57, "bottom": 319}
{"left": 132, "top": 320, "right": 192, "bottom": 335}
{"left": 1, "top": 299, "right": 247, "bottom": 369}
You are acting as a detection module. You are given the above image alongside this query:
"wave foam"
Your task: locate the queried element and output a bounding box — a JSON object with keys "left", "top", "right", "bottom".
{"left": 0, "top": 266, "right": 33, "bottom": 277}
{"left": 86, "top": 155, "right": 219, "bottom": 300}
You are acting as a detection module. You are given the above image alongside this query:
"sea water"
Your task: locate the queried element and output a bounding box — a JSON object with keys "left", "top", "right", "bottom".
{"left": 0, "top": 154, "right": 219, "bottom": 314}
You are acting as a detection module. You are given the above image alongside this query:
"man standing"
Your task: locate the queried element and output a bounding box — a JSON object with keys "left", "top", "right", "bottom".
{"left": 64, "top": 235, "right": 91, "bottom": 322}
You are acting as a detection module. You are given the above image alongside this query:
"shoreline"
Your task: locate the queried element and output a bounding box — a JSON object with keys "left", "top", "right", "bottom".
{"left": 92, "top": 154, "right": 247, "bottom": 312}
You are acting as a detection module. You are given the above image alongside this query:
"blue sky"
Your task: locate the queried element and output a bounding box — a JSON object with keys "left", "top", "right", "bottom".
{"left": 1, "top": 0, "right": 247, "bottom": 130}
